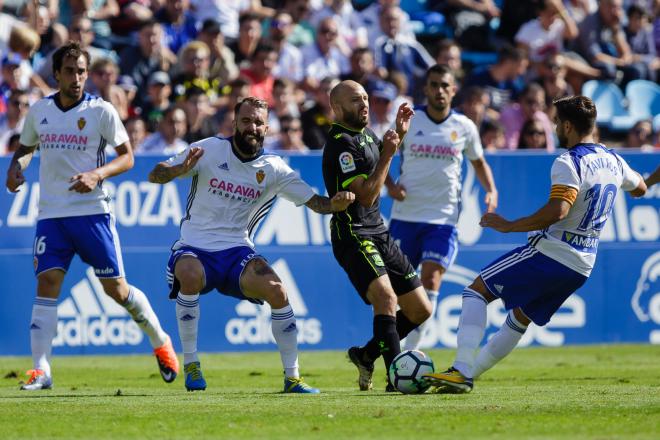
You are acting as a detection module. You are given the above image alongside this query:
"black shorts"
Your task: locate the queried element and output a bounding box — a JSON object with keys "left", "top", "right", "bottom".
{"left": 331, "top": 231, "right": 422, "bottom": 304}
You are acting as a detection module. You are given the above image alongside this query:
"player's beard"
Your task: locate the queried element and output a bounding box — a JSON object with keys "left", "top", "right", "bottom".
{"left": 234, "top": 128, "right": 265, "bottom": 156}
{"left": 343, "top": 106, "right": 369, "bottom": 130}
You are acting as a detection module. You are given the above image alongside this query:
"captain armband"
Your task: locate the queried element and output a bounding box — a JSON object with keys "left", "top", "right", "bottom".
{"left": 549, "top": 185, "right": 578, "bottom": 205}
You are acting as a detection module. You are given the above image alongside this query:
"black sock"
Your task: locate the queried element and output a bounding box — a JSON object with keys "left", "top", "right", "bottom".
{"left": 361, "top": 311, "right": 419, "bottom": 362}
{"left": 372, "top": 314, "right": 400, "bottom": 373}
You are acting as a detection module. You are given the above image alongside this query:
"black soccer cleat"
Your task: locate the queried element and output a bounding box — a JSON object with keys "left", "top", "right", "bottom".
{"left": 347, "top": 346, "right": 374, "bottom": 391}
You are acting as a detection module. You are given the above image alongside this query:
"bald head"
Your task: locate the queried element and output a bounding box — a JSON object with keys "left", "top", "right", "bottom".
{"left": 330, "top": 80, "right": 370, "bottom": 129}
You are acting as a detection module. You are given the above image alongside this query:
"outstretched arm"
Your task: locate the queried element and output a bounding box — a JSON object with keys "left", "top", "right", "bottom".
{"left": 644, "top": 165, "right": 660, "bottom": 189}
{"left": 470, "top": 156, "right": 498, "bottom": 212}
{"left": 305, "top": 191, "right": 356, "bottom": 214}
{"left": 6, "top": 144, "right": 37, "bottom": 192}
{"left": 480, "top": 198, "right": 571, "bottom": 233}
{"left": 148, "top": 147, "right": 204, "bottom": 184}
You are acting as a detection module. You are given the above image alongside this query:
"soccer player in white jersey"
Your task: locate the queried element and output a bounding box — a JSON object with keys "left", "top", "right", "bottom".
{"left": 386, "top": 64, "right": 498, "bottom": 350}
{"left": 4, "top": 42, "right": 179, "bottom": 390}
{"left": 148, "top": 97, "right": 355, "bottom": 393}
{"left": 423, "top": 96, "right": 647, "bottom": 393}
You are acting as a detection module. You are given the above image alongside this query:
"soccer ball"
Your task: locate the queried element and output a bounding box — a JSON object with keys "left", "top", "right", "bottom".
{"left": 388, "top": 350, "right": 435, "bottom": 394}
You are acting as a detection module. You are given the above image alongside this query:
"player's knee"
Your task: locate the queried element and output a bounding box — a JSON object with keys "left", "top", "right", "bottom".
{"left": 468, "top": 277, "right": 496, "bottom": 303}
{"left": 37, "top": 269, "right": 64, "bottom": 297}
{"left": 264, "top": 281, "right": 288, "bottom": 308}
{"left": 175, "top": 261, "right": 205, "bottom": 294}
{"left": 370, "top": 288, "right": 397, "bottom": 312}
{"left": 101, "top": 277, "right": 129, "bottom": 303}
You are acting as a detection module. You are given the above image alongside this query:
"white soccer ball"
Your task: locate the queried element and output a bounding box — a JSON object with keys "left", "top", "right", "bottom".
{"left": 388, "top": 349, "right": 435, "bottom": 394}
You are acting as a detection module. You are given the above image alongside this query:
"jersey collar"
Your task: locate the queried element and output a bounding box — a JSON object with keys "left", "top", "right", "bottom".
{"left": 52, "top": 92, "right": 87, "bottom": 112}
{"left": 423, "top": 106, "right": 453, "bottom": 125}
{"left": 332, "top": 122, "right": 364, "bottom": 134}
{"left": 228, "top": 136, "right": 264, "bottom": 163}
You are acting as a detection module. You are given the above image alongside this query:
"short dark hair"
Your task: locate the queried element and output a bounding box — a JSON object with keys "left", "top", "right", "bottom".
{"left": 239, "top": 12, "right": 261, "bottom": 27}
{"left": 497, "top": 44, "right": 527, "bottom": 64}
{"left": 185, "top": 86, "right": 207, "bottom": 100}
{"left": 234, "top": 96, "right": 268, "bottom": 117}
{"left": 553, "top": 95, "right": 597, "bottom": 136}
{"left": 52, "top": 41, "right": 90, "bottom": 76}
{"left": 425, "top": 64, "right": 454, "bottom": 84}
{"left": 252, "top": 43, "right": 277, "bottom": 60}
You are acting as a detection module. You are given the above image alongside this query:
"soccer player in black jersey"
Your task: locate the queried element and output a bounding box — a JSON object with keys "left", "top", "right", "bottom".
{"left": 322, "top": 80, "right": 432, "bottom": 391}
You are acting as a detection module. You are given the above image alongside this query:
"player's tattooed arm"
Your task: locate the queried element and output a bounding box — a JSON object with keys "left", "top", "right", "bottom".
{"left": 305, "top": 192, "right": 356, "bottom": 214}
{"left": 148, "top": 147, "right": 204, "bottom": 184}
{"left": 6, "top": 144, "right": 36, "bottom": 192}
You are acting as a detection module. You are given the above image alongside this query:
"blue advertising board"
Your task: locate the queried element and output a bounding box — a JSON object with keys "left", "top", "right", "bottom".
{"left": 0, "top": 151, "right": 658, "bottom": 355}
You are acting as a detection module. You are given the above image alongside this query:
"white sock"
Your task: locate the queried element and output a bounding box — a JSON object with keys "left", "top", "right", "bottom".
{"left": 472, "top": 311, "right": 528, "bottom": 378}
{"left": 30, "top": 297, "right": 58, "bottom": 377}
{"left": 123, "top": 285, "right": 168, "bottom": 348}
{"left": 403, "top": 289, "right": 438, "bottom": 351}
{"left": 271, "top": 304, "right": 299, "bottom": 379}
{"left": 453, "top": 287, "right": 488, "bottom": 379}
{"left": 176, "top": 292, "right": 200, "bottom": 365}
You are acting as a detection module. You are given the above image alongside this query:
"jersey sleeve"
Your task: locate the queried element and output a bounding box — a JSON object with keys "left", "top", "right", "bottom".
{"left": 272, "top": 157, "right": 315, "bottom": 206}
{"left": 551, "top": 154, "right": 580, "bottom": 189}
{"left": 336, "top": 135, "right": 369, "bottom": 189}
{"left": 617, "top": 154, "right": 642, "bottom": 191}
{"left": 98, "top": 102, "right": 129, "bottom": 148}
{"left": 165, "top": 144, "right": 200, "bottom": 178}
{"left": 464, "top": 118, "right": 484, "bottom": 161}
{"left": 18, "top": 107, "right": 39, "bottom": 146}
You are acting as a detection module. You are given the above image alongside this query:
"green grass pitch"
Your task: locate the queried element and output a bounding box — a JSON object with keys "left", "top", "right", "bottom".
{"left": 1, "top": 345, "right": 658, "bottom": 439}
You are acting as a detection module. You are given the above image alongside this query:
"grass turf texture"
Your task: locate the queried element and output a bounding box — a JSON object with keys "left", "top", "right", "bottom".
{"left": 0, "top": 345, "right": 658, "bottom": 439}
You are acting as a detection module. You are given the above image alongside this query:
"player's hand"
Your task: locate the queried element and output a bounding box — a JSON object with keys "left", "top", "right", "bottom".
{"left": 382, "top": 129, "right": 401, "bottom": 157}
{"left": 330, "top": 191, "right": 356, "bottom": 211}
{"left": 69, "top": 171, "right": 102, "bottom": 193}
{"left": 480, "top": 212, "right": 512, "bottom": 232}
{"left": 6, "top": 164, "right": 26, "bottom": 192}
{"left": 395, "top": 103, "right": 415, "bottom": 137}
{"left": 180, "top": 147, "right": 204, "bottom": 174}
{"left": 484, "top": 190, "right": 498, "bottom": 213}
{"left": 388, "top": 182, "right": 407, "bottom": 201}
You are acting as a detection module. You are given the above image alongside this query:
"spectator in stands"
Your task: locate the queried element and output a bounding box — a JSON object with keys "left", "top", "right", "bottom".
{"left": 439, "top": 0, "right": 500, "bottom": 52}
{"left": 72, "top": 0, "right": 120, "bottom": 50}
{"left": 457, "top": 85, "right": 490, "bottom": 130}
{"left": 172, "top": 40, "right": 220, "bottom": 103}
{"left": 125, "top": 116, "right": 148, "bottom": 152}
{"left": 111, "top": 0, "right": 154, "bottom": 37}
{"left": 141, "top": 71, "right": 172, "bottom": 132}
{"left": 436, "top": 39, "right": 463, "bottom": 82}
{"left": 228, "top": 13, "right": 262, "bottom": 68}
{"left": 535, "top": 53, "right": 574, "bottom": 117}
{"left": 480, "top": 119, "right": 506, "bottom": 152}
{"left": 6, "top": 25, "right": 50, "bottom": 94}
{"left": 88, "top": 58, "right": 129, "bottom": 120}
{"left": 360, "top": 0, "right": 414, "bottom": 47}
{"left": 562, "top": 0, "right": 598, "bottom": 25}
{"left": 340, "top": 47, "right": 382, "bottom": 89}
{"left": 271, "top": 114, "right": 310, "bottom": 153}
{"left": 463, "top": 44, "right": 528, "bottom": 113}
{"left": 495, "top": 0, "right": 541, "bottom": 43}
{"left": 373, "top": 5, "right": 434, "bottom": 103}
{"left": 30, "top": 3, "right": 68, "bottom": 69}
{"left": 310, "top": 0, "right": 368, "bottom": 54}
{"left": 500, "top": 83, "right": 555, "bottom": 151}
{"left": 155, "top": 0, "right": 198, "bottom": 54}
{"left": 368, "top": 79, "right": 397, "bottom": 139}
{"left": 183, "top": 86, "right": 218, "bottom": 143}
{"left": 138, "top": 106, "right": 189, "bottom": 155}
{"left": 282, "top": 0, "right": 315, "bottom": 48}
{"left": 197, "top": 19, "right": 239, "bottom": 86}
{"left": 268, "top": 12, "right": 304, "bottom": 83}
{"left": 39, "top": 15, "right": 118, "bottom": 88}
{"left": 240, "top": 43, "right": 278, "bottom": 107}
{"left": 213, "top": 76, "right": 251, "bottom": 128}
{"left": 0, "top": 0, "right": 22, "bottom": 54}
{"left": 574, "top": 0, "right": 647, "bottom": 86}
{"left": 301, "top": 17, "right": 349, "bottom": 91}
{"left": 119, "top": 20, "right": 176, "bottom": 107}
{"left": 190, "top": 0, "right": 272, "bottom": 43}
{"left": 0, "top": 89, "right": 28, "bottom": 155}
{"left": 625, "top": 119, "right": 655, "bottom": 150}
{"left": 301, "top": 76, "right": 338, "bottom": 149}
{"left": 625, "top": 4, "right": 660, "bottom": 82}
{"left": 269, "top": 78, "right": 300, "bottom": 135}
{"left": 517, "top": 118, "right": 548, "bottom": 149}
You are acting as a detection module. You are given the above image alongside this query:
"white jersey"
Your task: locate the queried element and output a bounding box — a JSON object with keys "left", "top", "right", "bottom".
{"left": 19, "top": 93, "right": 129, "bottom": 220}
{"left": 532, "top": 144, "right": 640, "bottom": 276}
{"left": 390, "top": 109, "right": 483, "bottom": 225}
{"left": 170, "top": 137, "right": 316, "bottom": 251}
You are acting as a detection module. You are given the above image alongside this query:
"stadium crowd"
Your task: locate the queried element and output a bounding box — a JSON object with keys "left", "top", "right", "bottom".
{"left": 0, "top": 0, "right": 659, "bottom": 157}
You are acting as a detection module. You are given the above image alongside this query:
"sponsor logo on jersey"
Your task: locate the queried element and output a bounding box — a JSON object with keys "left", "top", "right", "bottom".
{"left": 225, "top": 259, "right": 322, "bottom": 345}
{"left": 218, "top": 162, "right": 229, "bottom": 171}
{"left": 339, "top": 152, "right": 356, "bottom": 173}
{"left": 409, "top": 143, "right": 459, "bottom": 158}
{"left": 631, "top": 251, "right": 660, "bottom": 344}
{"left": 40, "top": 118, "right": 48, "bottom": 125}
{"left": 77, "top": 117, "right": 86, "bottom": 130}
{"left": 52, "top": 267, "right": 143, "bottom": 348}
{"left": 561, "top": 231, "right": 599, "bottom": 253}
{"left": 256, "top": 169, "right": 265, "bottom": 184}
{"left": 208, "top": 178, "right": 262, "bottom": 202}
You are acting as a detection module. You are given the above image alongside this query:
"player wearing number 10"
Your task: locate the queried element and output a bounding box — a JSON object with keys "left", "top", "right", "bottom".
{"left": 424, "top": 96, "right": 647, "bottom": 393}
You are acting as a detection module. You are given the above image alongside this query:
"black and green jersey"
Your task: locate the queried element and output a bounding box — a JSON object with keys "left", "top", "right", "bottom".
{"left": 322, "top": 123, "right": 387, "bottom": 236}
